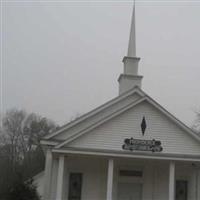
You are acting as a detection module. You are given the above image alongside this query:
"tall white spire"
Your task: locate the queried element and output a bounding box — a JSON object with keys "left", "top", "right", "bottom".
{"left": 118, "top": 1, "right": 143, "bottom": 95}
{"left": 127, "top": 1, "right": 136, "bottom": 57}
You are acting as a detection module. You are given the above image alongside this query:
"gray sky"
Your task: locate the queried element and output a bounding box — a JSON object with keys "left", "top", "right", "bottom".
{"left": 1, "top": 1, "right": 200, "bottom": 126}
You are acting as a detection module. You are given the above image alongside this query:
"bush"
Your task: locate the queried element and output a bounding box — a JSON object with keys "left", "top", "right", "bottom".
{"left": 7, "top": 179, "right": 40, "bottom": 200}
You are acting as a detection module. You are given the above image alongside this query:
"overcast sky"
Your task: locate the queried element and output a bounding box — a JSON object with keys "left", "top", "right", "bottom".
{"left": 1, "top": 0, "right": 200, "bottom": 127}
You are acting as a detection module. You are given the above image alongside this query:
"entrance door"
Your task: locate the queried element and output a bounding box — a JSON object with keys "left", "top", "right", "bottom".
{"left": 118, "top": 182, "right": 142, "bottom": 200}
{"left": 176, "top": 180, "right": 187, "bottom": 200}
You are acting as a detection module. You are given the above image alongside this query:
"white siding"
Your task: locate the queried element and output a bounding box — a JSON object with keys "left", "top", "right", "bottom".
{"left": 44, "top": 156, "right": 198, "bottom": 200}
{"left": 64, "top": 156, "right": 107, "bottom": 200}
{"left": 176, "top": 164, "right": 198, "bottom": 200}
{"left": 115, "top": 159, "right": 169, "bottom": 200}
{"left": 68, "top": 101, "right": 200, "bottom": 155}
{"left": 153, "top": 165, "right": 169, "bottom": 200}
{"left": 142, "top": 163, "right": 154, "bottom": 200}
{"left": 54, "top": 93, "right": 141, "bottom": 141}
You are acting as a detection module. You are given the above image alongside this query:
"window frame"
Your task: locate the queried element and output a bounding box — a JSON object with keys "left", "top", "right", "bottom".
{"left": 68, "top": 172, "right": 83, "bottom": 200}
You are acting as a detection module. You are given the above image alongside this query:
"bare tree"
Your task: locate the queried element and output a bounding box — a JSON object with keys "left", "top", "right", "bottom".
{"left": 0, "top": 108, "right": 58, "bottom": 198}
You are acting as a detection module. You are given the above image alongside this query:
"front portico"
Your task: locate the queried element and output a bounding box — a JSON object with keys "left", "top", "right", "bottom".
{"left": 43, "top": 150, "right": 200, "bottom": 200}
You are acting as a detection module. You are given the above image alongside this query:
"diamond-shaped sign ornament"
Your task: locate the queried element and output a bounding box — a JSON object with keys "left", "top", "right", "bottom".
{"left": 141, "top": 117, "right": 147, "bottom": 135}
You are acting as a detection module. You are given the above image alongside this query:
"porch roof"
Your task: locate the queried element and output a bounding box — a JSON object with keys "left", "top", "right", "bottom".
{"left": 52, "top": 147, "right": 200, "bottom": 162}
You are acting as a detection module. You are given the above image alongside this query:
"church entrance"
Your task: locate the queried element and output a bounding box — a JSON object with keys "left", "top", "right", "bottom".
{"left": 117, "top": 169, "right": 143, "bottom": 200}
{"left": 118, "top": 182, "right": 142, "bottom": 200}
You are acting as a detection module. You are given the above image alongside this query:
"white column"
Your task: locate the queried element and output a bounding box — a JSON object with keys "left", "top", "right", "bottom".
{"left": 56, "top": 155, "right": 65, "bottom": 200}
{"left": 43, "top": 148, "right": 53, "bottom": 200}
{"left": 197, "top": 169, "right": 200, "bottom": 200}
{"left": 195, "top": 169, "right": 198, "bottom": 200}
{"left": 106, "top": 158, "right": 114, "bottom": 200}
{"left": 169, "top": 161, "right": 175, "bottom": 200}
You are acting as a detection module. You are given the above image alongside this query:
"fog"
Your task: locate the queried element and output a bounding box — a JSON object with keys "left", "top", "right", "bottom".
{"left": 2, "top": 1, "right": 200, "bottom": 126}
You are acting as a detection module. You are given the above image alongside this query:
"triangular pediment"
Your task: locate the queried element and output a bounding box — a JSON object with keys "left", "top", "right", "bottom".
{"left": 64, "top": 100, "right": 200, "bottom": 155}
{"left": 43, "top": 87, "right": 145, "bottom": 142}
{"left": 41, "top": 87, "right": 200, "bottom": 157}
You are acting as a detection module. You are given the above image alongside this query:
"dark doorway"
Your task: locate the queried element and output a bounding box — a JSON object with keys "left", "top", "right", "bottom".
{"left": 68, "top": 173, "right": 82, "bottom": 200}
{"left": 176, "top": 180, "right": 187, "bottom": 200}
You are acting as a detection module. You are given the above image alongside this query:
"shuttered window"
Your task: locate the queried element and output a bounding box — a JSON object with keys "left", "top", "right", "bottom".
{"left": 68, "top": 173, "right": 82, "bottom": 200}
{"left": 176, "top": 180, "right": 188, "bottom": 200}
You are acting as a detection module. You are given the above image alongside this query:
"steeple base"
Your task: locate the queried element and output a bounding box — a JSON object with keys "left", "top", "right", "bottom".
{"left": 118, "top": 74, "right": 143, "bottom": 95}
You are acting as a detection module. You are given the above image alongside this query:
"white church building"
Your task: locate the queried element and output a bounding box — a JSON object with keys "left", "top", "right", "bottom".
{"left": 38, "top": 4, "right": 200, "bottom": 200}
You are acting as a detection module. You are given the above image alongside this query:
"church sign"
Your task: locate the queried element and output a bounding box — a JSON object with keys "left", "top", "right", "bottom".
{"left": 122, "top": 138, "right": 163, "bottom": 152}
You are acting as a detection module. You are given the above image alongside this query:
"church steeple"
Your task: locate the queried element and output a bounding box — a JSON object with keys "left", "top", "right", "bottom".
{"left": 118, "top": 1, "right": 143, "bottom": 95}
{"left": 127, "top": 1, "right": 136, "bottom": 57}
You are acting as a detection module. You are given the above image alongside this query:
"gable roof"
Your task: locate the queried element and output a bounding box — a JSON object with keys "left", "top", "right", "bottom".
{"left": 41, "top": 87, "right": 200, "bottom": 148}
{"left": 43, "top": 86, "right": 145, "bottom": 140}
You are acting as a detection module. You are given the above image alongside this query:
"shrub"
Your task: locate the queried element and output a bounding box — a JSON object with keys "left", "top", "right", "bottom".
{"left": 7, "top": 179, "right": 40, "bottom": 200}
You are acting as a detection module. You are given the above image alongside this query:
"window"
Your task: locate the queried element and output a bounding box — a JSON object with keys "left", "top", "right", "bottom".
{"left": 119, "top": 170, "right": 143, "bottom": 177}
{"left": 176, "top": 180, "right": 187, "bottom": 200}
{"left": 68, "top": 173, "right": 82, "bottom": 200}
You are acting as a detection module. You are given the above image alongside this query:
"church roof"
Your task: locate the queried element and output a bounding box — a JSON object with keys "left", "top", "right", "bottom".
{"left": 41, "top": 86, "right": 200, "bottom": 148}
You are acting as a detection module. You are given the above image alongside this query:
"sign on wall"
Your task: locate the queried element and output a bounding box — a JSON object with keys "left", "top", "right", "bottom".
{"left": 122, "top": 138, "right": 163, "bottom": 152}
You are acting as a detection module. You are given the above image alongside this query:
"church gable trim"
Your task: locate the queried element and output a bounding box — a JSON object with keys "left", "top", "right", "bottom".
{"left": 55, "top": 94, "right": 200, "bottom": 149}
{"left": 144, "top": 96, "right": 200, "bottom": 142}
{"left": 44, "top": 86, "right": 145, "bottom": 140}
{"left": 55, "top": 97, "right": 146, "bottom": 148}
